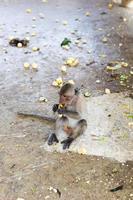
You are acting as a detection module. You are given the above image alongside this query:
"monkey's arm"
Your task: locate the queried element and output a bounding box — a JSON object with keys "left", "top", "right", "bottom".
{"left": 58, "top": 108, "right": 81, "bottom": 120}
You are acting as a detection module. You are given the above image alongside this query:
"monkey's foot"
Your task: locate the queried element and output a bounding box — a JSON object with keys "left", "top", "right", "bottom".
{"left": 48, "top": 133, "right": 59, "bottom": 145}
{"left": 61, "top": 137, "right": 74, "bottom": 150}
{"left": 52, "top": 104, "right": 59, "bottom": 112}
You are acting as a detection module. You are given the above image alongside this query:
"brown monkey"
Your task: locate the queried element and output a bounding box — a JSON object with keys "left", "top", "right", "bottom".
{"left": 113, "top": 0, "right": 133, "bottom": 8}
{"left": 48, "top": 83, "right": 87, "bottom": 149}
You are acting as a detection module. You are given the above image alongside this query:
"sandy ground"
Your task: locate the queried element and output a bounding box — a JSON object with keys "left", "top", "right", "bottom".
{"left": 0, "top": 0, "right": 133, "bottom": 199}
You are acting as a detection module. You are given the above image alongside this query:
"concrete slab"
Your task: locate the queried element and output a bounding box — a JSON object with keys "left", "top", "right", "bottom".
{"left": 42, "top": 93, "right": 133, "bottom": 162}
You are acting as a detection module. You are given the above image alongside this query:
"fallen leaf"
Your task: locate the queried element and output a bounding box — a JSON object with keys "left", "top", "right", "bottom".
{"left": 32, "top": 47, "right": 40, "bottom": 51}
{"left": 84, "top": 92, "right": 91, "bottom": 97}
{"left": 65, "top": 58, "right": 79, "bottom": 67}
{"left": 52, "top": 77, "right": 63, "bottom": 88}
{"left": 61, "top": 38, "right": 71, "bottom": 47}
{"left": 121, "top": 62, "right": 128, "bottom": 67}
{"left": 106, "top": 63, "right": 122, "bottom": 71}
{"left": 39, "top": 97, "right": 48, "bottom": 102}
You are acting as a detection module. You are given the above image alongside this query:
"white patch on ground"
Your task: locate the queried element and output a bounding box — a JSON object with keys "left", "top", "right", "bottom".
{"left": 42, "top": 93, "right": 133, "bottom": 162}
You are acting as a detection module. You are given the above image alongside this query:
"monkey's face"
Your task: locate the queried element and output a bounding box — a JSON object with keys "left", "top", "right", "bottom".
{"left": 60, "top": 91, "right": 75, "bottom": 105}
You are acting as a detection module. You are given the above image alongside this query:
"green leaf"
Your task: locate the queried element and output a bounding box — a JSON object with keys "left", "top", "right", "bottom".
{"left": 61, "top": 38, "right": 71, "bottom": 47}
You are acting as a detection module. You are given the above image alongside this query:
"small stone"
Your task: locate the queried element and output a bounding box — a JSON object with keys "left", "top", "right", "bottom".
{"left": 17, "top": 198, "right": 25, "bottom": 200}
{"left": 39, "top": 13, "right": 45, "bottom": 18}
{"left": 32, "top": 17, "right": 36, "bottom": 21}
{"left": 85, "top": 12, "right": 91, "bottom": 16}
{"left": 17, "top": 43, "right": 22, "bottom": 48}
{"left": 31, "top": 32, "right": 37, "bottom": 36}
{"left": 24, "top": 62, "right": 30, "bottom": 69}
{"left": 102, "top": 37, "right": 108, "bottom": 43}
{"left": 62, "top": 20, "right": 68, "bottom": 25}
{"left": 45, "top": 196, "right": 50, "bottom": 199}
{"left": 96, "top": 80, "right": 101, "bottom": 83}
{"left": 32, "top": 63, "right": 38, "bottom": 71}
{"left": 26, "top": 8, "right": 32, "bottom": 13}
{"left": 105, "top": 88, "right": 111, "bottom": 94}
{"left": 108, "top": 3, "right": 113, "bottom": 9}
{"left": 61, "top": 65, "right": 67, "bottom": 73}
{"left": 32, "top": 47, "right": 40, "bottom": 51}
{"left": 123, "top": 18, "right": 127, "bottom": 22}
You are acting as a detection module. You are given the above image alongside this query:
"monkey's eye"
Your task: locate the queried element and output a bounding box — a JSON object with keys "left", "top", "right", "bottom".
{"left": 63, "top": 95, "right": 72, "bottom": 99}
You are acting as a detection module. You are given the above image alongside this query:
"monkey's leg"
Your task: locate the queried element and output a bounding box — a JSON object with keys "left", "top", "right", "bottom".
{"left": 48, "top": 133, "right": 59, "bottom": 145}
{"left": 48, "top": 116, "right": 69, "bottom": 146}
{"left": 61, "top": 119, "right": 87, "bottom": 150}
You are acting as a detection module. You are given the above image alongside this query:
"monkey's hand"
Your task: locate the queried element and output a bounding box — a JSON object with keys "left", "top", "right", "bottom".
{"left": 57, "top": 107, "right": 67, "bottom": 114}
{"left": 52, "top": 104, "right": 59, "bottom": 113}
{"left": 61, "top": 137, "right": 74, "bottom": 149}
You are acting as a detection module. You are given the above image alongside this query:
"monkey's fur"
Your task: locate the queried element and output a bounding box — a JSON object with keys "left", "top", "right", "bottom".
{"left": 48, "top": 83, "right": 87, "bottom": 149}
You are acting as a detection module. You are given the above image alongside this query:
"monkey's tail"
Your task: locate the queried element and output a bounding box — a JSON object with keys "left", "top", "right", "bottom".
{"left": 17, "top": 112, "right": 56, "bottom": 123}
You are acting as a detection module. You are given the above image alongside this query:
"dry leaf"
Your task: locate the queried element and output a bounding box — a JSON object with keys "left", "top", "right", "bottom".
{"left": 65, "top": 58, "right": 79, "bottom": 67}
{"left": 52, "top": 77, "right": 63, "bottom": 88}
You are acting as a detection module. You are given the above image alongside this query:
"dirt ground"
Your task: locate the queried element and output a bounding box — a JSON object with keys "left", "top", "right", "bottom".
{"left": 0, "top": 0, "right": 133, "bottom": 199}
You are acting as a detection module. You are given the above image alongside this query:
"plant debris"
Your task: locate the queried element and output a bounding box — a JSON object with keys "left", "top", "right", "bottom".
{"left": 52, "top": 77, "right": 63, "bottom": 88}
{"left": 61, "top": 38, "right": 71, "bottom": 47}
{"left": 65, "top": 58, "right": 79, "bottom": 67}
{"left": 84, "top": 92, "right": 91, "bottom": 97}
{"left": 39, "top": 97, "right": 48, "bottom": 102}
{"left": 110, "top": 184, "right": 123, "bottom": 192}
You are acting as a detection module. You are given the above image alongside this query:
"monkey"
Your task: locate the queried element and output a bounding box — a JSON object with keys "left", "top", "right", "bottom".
{"left": 9, "top": 38, "right": 29, "bottom": 47}
{"left": 48, "top": 83, "right": 87, "bottom": 150}
{"left": 113, "top": 0, "right": 133, "bottom": 8}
